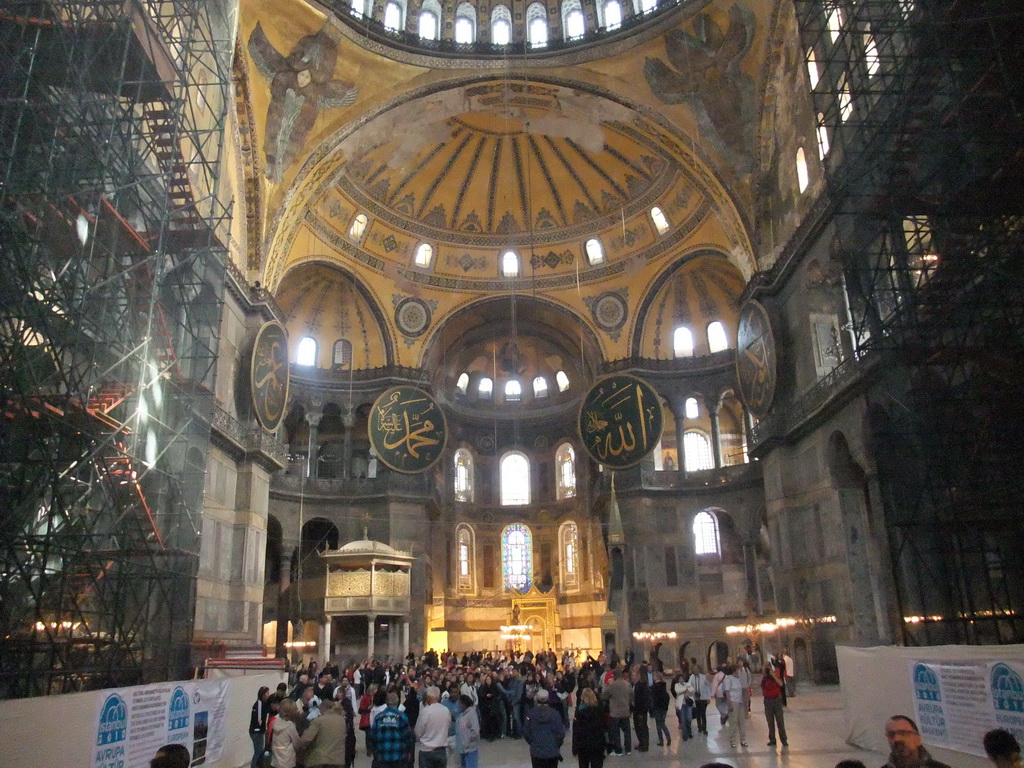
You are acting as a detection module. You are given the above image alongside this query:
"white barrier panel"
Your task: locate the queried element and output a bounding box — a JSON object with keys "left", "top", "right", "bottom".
{"left": 0, "top": 671, "right": 284, "bottom": 768}
{"left": 838, "top": 644, "right": 1024, "bottom": 767}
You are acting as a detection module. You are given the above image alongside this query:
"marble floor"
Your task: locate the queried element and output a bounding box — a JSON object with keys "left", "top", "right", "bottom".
{"left": 472, "top": 686, "right": 879, "bottom": 768}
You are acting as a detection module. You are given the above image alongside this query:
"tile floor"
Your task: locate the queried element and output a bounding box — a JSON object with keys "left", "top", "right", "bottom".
{"left": 470, "top": 686, "right": 879, "bottom": 768}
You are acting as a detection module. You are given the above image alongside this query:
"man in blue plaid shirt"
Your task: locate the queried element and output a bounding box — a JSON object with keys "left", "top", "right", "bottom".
{"left": 370, "top": 691, "right": 414, "bottom": 768}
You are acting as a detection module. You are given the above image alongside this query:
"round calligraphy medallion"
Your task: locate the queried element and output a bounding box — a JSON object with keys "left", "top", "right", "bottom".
{"left": 592, "top": 292, "right": 628, "bottom": 333}
{"left": 395, "top": 297, "right": 431, "bottom": 337}
{"left": 735, "top": 300, "right": 777, "bottom": 419}
{"left": 578, "top": 374, "right": 664, "bottom": 469}
{"left": 250, "top": 321, "right": 290, "bottom": 433}
{"left": 368, "top": 386, "right": 447, "bottom": 473}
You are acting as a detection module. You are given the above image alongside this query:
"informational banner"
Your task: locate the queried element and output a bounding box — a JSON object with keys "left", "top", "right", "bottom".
{"left": 910, "top": 660, "right": 1024, "bottom": 758}
{"left": 93, "top": 678, "right": 229, "bottom": 768}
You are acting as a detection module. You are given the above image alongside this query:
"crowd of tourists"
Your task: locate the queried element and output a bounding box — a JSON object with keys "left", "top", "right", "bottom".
{"left": 237, "top": 647, "right": 1020, "bottom": 768}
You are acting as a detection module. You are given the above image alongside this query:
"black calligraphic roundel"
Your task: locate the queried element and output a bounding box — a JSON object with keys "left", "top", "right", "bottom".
{"left": 250, "top": 321, "right": 290, "bottom": 433}
{"left": 735, "top": 300, "right": 777, "bottom": 419}
{"left": 369, "top": 386, "right": 448, "bottom": 473}
{"left": 578, "top": 374, "right": 664, "bottom": 469}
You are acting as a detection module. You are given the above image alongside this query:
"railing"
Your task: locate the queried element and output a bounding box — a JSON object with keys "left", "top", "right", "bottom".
{"left": 272, "top": 470, "right": 431, "bottom": 498}
{"left": 324, "top": 0, "right": 681, "bottom": 59}
{"left": 603, "top": 461, "right": 759, "bottom": 491}
{"left": 750, "top": 352, "right": 880, "bottom": 447}
{"left": 211, "top": 405, "right": 288, "bottom": 466}
{"left": 224, "top": 256, "right": 285, "bottom": 320}
{"left": 601, "top": 349, "right": 735, "bottom": 375}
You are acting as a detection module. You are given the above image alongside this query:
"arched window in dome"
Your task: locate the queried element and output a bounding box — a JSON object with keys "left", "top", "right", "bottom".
{"left": 456, "top": 523, "right": 475, "bottom": 591}
{"left": 796, "top": 147, "right": 809, "bottom": 193}
{"left": 817, "top": 113, "right": 831, "bottom": 159}
{"left": 491, "top": 5, "right": 512, "bottom": 44}
{"left": 708, "top": 321, "right": 729, "bottom": 353}
{"left": 456, "top": 372, "right": 469, "bottom": 394}
{"left": 673, "top": 326, "right": 694, "bottom": 358}
{"left": 650, "top": 206, "right": 669, "bottom": 235}
{"left": 556, "top": 442, "right": 576, "bottom": 500}
{"left": 478, "top": 376, "right": 493, "bottom": 399}
{"left": 417, "top": 6, "right": 438, "bottom": 38}
{"left": 685, "top": 397, "right": 699, "bottom": 420}
{"left": 455, "top": 3, "right": 477, "bottom": 43}
{"left": 349, "top": 213, "right": 368, "bottom": 240}
{"left": 806, "top": 48, "right": 819, "bottom": 89}
{"left": 502, "top": 523, "right": 532, "bottom": 591}
{"left": 639, "top": 0, "right": 656, "bottom": 13}
{"left": 562, "top": 0, "right": 585, "bottom": 39}
{"left": 332, "top": 339, "right": 352, "bottom": 368}
{"left": 601, "top": 0, "right": 622, "bottom": 29}
{"left": 297, "top": 336, "right": 317, "bottom": 367}
{"left": 505, "top": 379, "right": 522, "bottom": 402}
{"left": 533, "top": 376, "right": 548, "bottom": 398}
{"left": 684, "top": 431, "right": 714, "bottom": 472}
{"left": 864, "top": 28, "right": 881, "bottom": 76}
{"left": 502, "top": 250, "right": 520, "bottom": 277}
{"left": 585, "top": 238, "right": 604, "bottom": 265}
{"left": 454, "top": 449, "right": 473, "bottom": 502}
{"left": 384, "top": 0, "right": 404, "bottom": 31}
{"left": 501, "top": 452, "right": 530, "bottom": 506}
{"left": 559, "top": 521, "right": 579, "bottom": 590}
{"left": 556, "top": 370, "right": 570, "bottom": 392}
{"left": 526, "top": 3, "right": 548, "bottom": 47}
{"left": 351, "top": 0, "right": 372, "bottom": 17}
{"left": 414, "top": 242, "right": 433, "bottom": 267}
{"left": 693, "top": 510, "right": 720, "bottom": 555}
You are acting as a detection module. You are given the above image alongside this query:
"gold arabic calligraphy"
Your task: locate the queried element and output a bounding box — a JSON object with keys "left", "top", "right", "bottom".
{"left": 584, "top": 383, "right": 653, "bottom": 461}
{"left": 375, "top": 391, "right": 441, "bottom": 459}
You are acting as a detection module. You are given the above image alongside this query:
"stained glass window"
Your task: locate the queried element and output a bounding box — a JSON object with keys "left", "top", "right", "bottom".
{"left": 693, "top": 510, "right": 720, "bottom": 555}
{"left": 502, "top": 524, "right": 532, "bottom": 591}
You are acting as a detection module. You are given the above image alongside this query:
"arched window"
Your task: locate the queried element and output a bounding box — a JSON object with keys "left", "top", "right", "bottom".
{"left": 562, "top": 0, "right": 585, "bottom": 39}
{"left": 817, "top": 114, "right": 830, "bottom": 159}
{"left": 384, "top": 0, "right": 404, "bottom": 31}
{"left": 332, "top": 339, "right": 352, "bottom": 368}
{"left": 456, "top": 524, "right": 475, "bottom": 590}
{"left": 456, "top": 372, "right": 469, "bottom": 394}
{"left": 559, "top": 521, "right": 579, "bottom": 590}
{"left": 685, "top": 397, "right": 699, "bottom": 420}
{"left": 707, "top": 321, "right": 728, "bottom": 353}
{"left": 455, "top": 2, "right": 477, "bottom": 43}
{"left": 683, "top": 431, "right": 714, "bottom": 471}
{"left": 454, "top": 448, "right": 474, "bottom": 502}
{"left": 640, "top": 0, "right": 656, "bottom": 12}
{"left": 505, "top": 379, "right": 522, "bottom": 402}
{"left": 414, "top": 242, "right": 433, "bottom": 267}
{"left": 526, "top": 3, "right": 548, "bottom": 47}
{"left": 556, "top": 442, "right": 576, "bottom": 499}
{"left": 349, "top": 213, "right": 368, "bottom": 240}
{"left": 296, "top": 336, "right": 317, "bottom": 366}
{"left": 502, "top": 523, "right": 532, "bottom": 591}
{"left": 864, "top": 29, "right": 880, "bottom": 76}
{"left": 839, "top": 74, "right": 853, "bottom": 121}
{"left": 673, "top": 326, "right": 694, "bottom": 358}
{"left": 491, "top": 5, "right": 512, "bottom": 44}
{"left": 556, "top": 370, "right": 570, "bottom": 392}
{"left": 500, "top": 451, "right": 530, "bottom": 505}
{"left": 650, "top": 206, "right": 669, "bottom": 235}
{"left": 585, "top": 238, "right": 604, "bottom": 265}
{"left": 533, "top": 376, "right": 548, "bottom": 398}
{"left": 693, "top": 510, "right": 720, "bottom": 555}
{"left": 602, "top": 0, "right": 622, "bottom": 29}
{"left": 806, "top": 48, "right": 819, "bottom": 88}
{"left": 350, "top": 0, "right": 372, "bottom": 17}
{"left": 796, "top": 147, "right": 809, "bottom": 193}
{"left": 418, "top": 9, "right": 438, "bottom": 38}
{"left": 478, "top": 376, "right": 493, "bottom": 398}
{"left": 826, "top": 2, "right": 843, "bottom": 43}
{"left": 502, "top": 250, "right": 520, "bottom": 277}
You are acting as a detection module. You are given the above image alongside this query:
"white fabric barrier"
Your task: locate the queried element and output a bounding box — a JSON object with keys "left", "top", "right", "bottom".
{"left": 839, "top": 644, "right": 1024, "bottom": 768}
{"left": 0, "top": 671, "right": 284, "bottom": 768}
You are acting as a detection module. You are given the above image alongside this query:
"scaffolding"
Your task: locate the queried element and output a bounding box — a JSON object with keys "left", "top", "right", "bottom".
{"left": 794, "top": 0, "right": 1024, "bottom": 644}
{"left": 0, "top": 0, "right": 235, "bottom": 697}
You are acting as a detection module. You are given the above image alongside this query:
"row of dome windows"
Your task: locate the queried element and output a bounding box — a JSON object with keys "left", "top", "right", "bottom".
{"left": 456, "top": 370, "right": 571, "bottom": 401}
{"left": 355, "top": 0, "right": 658, "bottom": 46}
{"left": 346, "top": 207, "right": 671, "bottom": 275}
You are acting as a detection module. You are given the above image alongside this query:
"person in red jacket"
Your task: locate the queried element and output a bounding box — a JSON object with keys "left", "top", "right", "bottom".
{"left": 761, "top": 662, "right": 788, "bottom": 748}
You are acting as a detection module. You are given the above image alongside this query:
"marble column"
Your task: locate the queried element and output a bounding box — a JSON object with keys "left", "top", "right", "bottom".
{"left": 368, "top": 614, "right": 376, "bottom": 659}
{"left": 743, "top": 407, "right": 755, "bottom": 460}
{"left": 402, "top": 620, "right": 410, "bottom": 659}
{"left": 276, "top": 539, "right": 297, "bottom": 658}
{"left": 709, "top": 405, "right": 723, "bottom": 469}
{"left": 323, "top": 618, "right": 332, "bottom": 664}
{"left": 674, "top": 403, "right": 686, "bottom": 478}
{"left": 342, "top": 409, "right": 355, "bottom": 480}
{"left": 305, "top": 408, "right": 323, "bottom": 479}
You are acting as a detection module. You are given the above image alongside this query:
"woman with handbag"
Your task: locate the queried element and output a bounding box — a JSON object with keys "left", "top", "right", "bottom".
{"left": 671, "top": 670, "right": 694, "bottom": 741}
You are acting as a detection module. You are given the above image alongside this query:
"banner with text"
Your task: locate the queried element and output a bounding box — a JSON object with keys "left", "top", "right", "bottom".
{"left": 911, "top": 660, "right": 1024, "bottom": 758}
{"left": 93, "top": 678, "right": 229, "bottom": 768}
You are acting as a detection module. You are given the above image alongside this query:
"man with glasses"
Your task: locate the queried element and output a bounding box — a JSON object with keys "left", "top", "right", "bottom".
{"left": 882, "top": 715, "right": 951, "bottom": 768}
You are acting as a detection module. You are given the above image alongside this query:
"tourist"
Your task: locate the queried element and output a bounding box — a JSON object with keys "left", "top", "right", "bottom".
{"left": 250, "top": 686, "right": 271, "bottom": 768}
{"left": 601, "top": 667, "right": 633, "bottom": 756}
{"left": 415, "top": 686, "right": 452, "bottom": 768}
{"left": 632, "top": 666, "right": 652, "bottom": 752}
{"left": 761, "top": 662, "right": 788, "bottom": 748}
{"left": 370, "top": 692, "right": 415, "bottom": 768}
{"left": 150, "top": 744, "right": 190, "bottom": 768}
{"left": 572, "top": 688, "right": 606, "bottom": 768}
{"left": 523, "top": 689, "right": 566, "bottom": 768}
{"left": 882, "top": 715, "right": 952, "bottom": 768}
{"left": 455, "top": 694, "right": 481, "bottom": 768}
{"left": 722, "top": 664, "right": 747, "bottom": 748}
{"left": 672, "top": 669, "right": 693, "bottom": 740}
{"left": 300, "top": 699, "right": 348, "bottom": 768}
{"left": 651, "top": 671, "right": 671, "bottom": 747}
{"left": 271, "top": 699, "right": 303, "bottom": 768}
{"left": 984, "top": 729, "right": 1022, "bottom": 768}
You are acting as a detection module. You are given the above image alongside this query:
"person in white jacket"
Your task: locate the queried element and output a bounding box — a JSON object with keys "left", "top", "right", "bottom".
{"left": 271, "top": 699, "right": 303, "bottom": 768}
